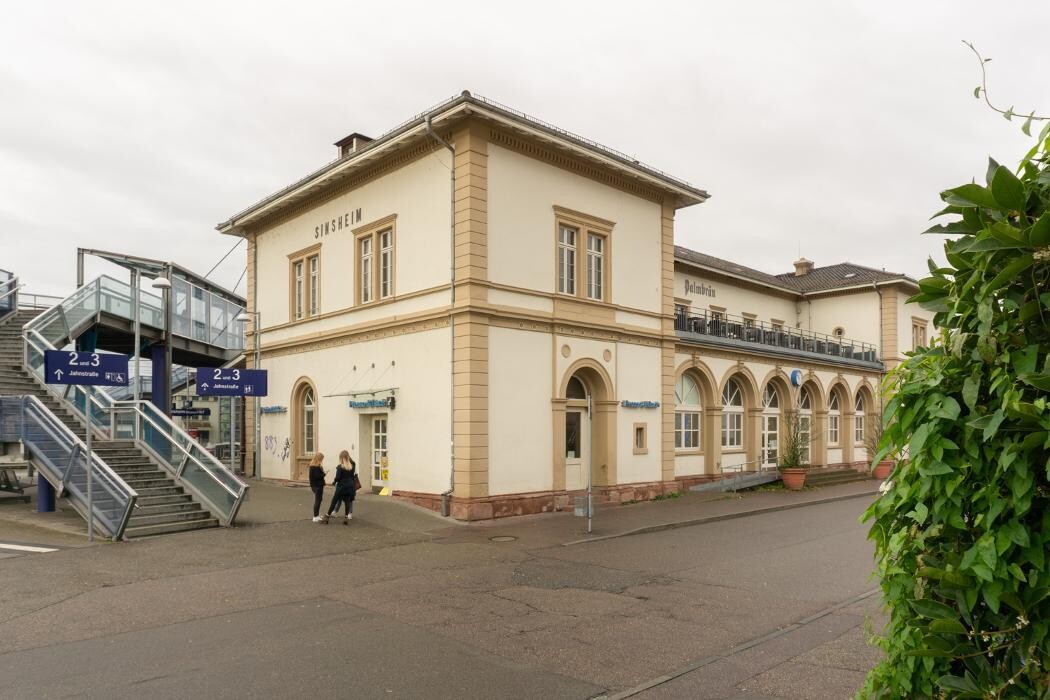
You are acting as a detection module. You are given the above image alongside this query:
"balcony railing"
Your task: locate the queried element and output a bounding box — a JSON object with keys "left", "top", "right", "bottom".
{"left": 674, "top": 310, "right": 881, "bottom": 367}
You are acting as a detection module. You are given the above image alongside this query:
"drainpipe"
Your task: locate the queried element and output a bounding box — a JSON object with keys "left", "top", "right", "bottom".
{"left": 425, "top": 114, "right": 456, "bottom": 516}
{"left": 873, "top": 282, "right": 885, "bottom": 417}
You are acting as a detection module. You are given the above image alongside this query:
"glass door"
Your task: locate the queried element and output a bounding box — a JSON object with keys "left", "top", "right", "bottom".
{"left": 762, "top": 414, "right": 779, "bottom": 467}
{"left": 564, "top": 409, "right": 588, "bottom": 491}
{"left": 371, "top": 416, "right": 388, "bottom": 487}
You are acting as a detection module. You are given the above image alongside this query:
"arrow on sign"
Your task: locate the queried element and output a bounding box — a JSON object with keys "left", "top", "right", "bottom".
{"left": 54, "top": 369, "right": 63, "bottom": 381}
{"left": 200, "top": 382, "right": 209, "bottom": 391}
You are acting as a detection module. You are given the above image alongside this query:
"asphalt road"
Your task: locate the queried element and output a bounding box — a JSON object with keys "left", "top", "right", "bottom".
{"left": 0, "top": 497, "right": 881, "bottom": 698}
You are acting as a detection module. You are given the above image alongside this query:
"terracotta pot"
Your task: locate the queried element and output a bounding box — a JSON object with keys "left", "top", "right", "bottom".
{"left": 872, "top": 460, "right": 893, "bottom": 481}
{"left": 780, "top": 468, "right": 807, "bottom": 491}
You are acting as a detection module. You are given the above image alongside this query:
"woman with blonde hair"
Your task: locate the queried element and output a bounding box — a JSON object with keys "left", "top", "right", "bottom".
{"left": 307, "top": 453, "right": 327, "bottom": 523}
{"left": 323, "top": 450, "right": 358, "bottom": 524}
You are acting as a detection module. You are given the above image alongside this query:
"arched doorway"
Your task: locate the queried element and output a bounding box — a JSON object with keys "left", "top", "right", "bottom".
{"left": 291, "top": 379, "right": 317, "bottom": 481}
{"left": 760, "top": 383, "right": 781, "bottom": 467}
{"left": 564, "top": 375, "right": 589, "bottom": 491}
{"left": 554, "top": 361, "right": 616, "bottom": 492}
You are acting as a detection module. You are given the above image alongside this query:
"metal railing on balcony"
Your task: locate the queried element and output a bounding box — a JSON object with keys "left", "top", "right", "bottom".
{"left": 0, "top": 395, "right": 137, "bottom": 540}
{"left": 674, "top": 310, "right": 880, "bottom": 367}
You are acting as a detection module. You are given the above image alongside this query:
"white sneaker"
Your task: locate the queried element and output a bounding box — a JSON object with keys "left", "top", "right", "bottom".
{"left": 311, "top": 516, "right": 321, "bottom": 522}
{"left": 347, "top": 514, "right": 353, "bottom": 520}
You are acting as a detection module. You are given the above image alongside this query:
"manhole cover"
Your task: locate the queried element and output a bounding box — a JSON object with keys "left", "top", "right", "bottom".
{"left": 489, "top": 535, "right": 517, "bottom": 542}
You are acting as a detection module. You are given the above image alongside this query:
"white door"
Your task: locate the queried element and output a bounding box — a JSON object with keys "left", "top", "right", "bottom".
{"left": 371, "top": 415, "right": 388, "bottom": 487}
{"left": 564, "top": 409, "right": 589, "bottom": 491}
{"left": 762, "top": 414, "right": 779, "bottom": 467}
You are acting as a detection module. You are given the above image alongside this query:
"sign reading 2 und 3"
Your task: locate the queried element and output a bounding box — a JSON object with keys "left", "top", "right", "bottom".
{"left": 45, "top": 350, "right": 129, "bottom": 386}
{"left": 195, "top": 368, "right": 269, "bottom": 397}
{"left": 315, "top": 208, "right": 363, "bottom": 239}
{"left": 621, "top": 400, "right": 660, "bottom": 409}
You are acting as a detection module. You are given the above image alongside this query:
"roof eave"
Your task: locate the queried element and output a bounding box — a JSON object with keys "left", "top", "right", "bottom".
{"left": 217, "top": 94, "right": 708, "bottom": 233}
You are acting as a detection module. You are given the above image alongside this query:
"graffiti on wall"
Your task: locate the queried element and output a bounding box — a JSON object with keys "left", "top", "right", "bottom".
{"left": 263, "top": 435, "right": 290, "bottom": 462}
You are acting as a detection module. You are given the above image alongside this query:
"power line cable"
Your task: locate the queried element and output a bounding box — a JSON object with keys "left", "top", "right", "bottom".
{"left": 205, "top": 238, "right": 244, "bottom": 279}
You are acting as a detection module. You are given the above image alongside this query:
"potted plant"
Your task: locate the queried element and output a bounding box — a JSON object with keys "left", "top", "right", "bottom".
{"left": 778, "top": 413, "right": 808, "bottom": 490}
{"left": 864, "top": 419, "right": 893, "bottom": 480}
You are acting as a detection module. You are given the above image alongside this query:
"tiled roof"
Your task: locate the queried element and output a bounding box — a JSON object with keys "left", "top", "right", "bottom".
{"left": 773, "top": 263, "right": 911, "bottom": 293}
{"left": 673, "top": 245, "right": 916, "bottom": 295}
{"left": 673, "top": 246, "right": 791, "bottom": 291}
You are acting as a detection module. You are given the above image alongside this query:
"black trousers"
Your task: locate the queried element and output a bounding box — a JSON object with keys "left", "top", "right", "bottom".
{"left": 327, "top": 487, "right": 354, "bottom": 516}
{"left": 311, "top": 485, "right": 324, "bottom": 517}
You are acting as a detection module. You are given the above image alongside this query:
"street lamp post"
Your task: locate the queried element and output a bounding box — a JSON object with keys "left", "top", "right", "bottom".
{"left": 235, "top": 310, "right": 261, "bottom": 479}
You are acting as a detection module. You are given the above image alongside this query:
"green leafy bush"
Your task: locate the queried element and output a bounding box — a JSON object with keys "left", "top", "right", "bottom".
{"left": 860, "top": 126, "right": 1050, "bottom": 697}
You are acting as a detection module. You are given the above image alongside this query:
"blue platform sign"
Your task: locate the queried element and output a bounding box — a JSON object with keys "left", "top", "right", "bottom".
{"left": 195, "top": 368, "right": 268, "bottom": 397}
{"left": 44, "top": 351, "right": 129, "bottom": 386}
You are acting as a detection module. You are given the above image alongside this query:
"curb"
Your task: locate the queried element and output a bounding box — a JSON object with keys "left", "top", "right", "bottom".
{"left": 562, "top": 488, "right": 878, "bottom": 546}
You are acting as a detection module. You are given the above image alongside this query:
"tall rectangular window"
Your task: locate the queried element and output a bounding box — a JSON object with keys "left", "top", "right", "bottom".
{"left": 379, "top": 229, "right": 393, "bottom": 299}
{"left": 356, "top": 215, "right": 397, "bottom": 305}
{"left": 308, "top": 256, "right": 319, "bottom": 316}
{"left": 554, "top": 208, "right": 612, "bottom": 302}
{"left": 855, "top": 414, "right": 865, "bottom": 444}
{"left": 558, "top": 225, "right": 577, "bottom": 295}
{"left": 912, "top": 320, "right": 927, "bottom": 349}
{"left": 289, "top": 246, "right": 320, "bottom": 322}
{"left": 828, "top": 415, "right": 839, "bottom": 445}
{"left": 294, "top": 261, "right": 304, "bottom": 320}
{"left": 359, "top": 236, "right": 373, "bottom": 304}
{"left": 587, "top": 232, "right": 604, "bottom": 300}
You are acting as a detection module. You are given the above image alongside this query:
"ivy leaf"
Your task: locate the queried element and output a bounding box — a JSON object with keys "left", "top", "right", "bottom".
{"left": 1022, "top": 111, "right": 1035, "bottom": 136}
{"left": 930, "top": 619, "right": 967, "bottom": 635}
{"left": 982, "top": 409, "right": 1005, "bottom": 442}
{"left": 1003, "top": 106, "right": 1014, "bottom": 121}
{"left": 972, "top": 86, "right": 981, "bottom": 99}
{"left": 908, "top": 502, "right": 930, "bottom": 525}
{"left": 990, "top": 165, "right": 1026, "bottom": 211}
{"left": 1019, "top": 373, "right": 1050, "bottom": 391}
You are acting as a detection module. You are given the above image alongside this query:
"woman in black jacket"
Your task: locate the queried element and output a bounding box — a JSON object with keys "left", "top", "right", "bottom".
{"left": 324, "top": 450, "right": 358, "bottom": 524}
{"left": 308, "top": 453, "right": 327, "bottom": 523}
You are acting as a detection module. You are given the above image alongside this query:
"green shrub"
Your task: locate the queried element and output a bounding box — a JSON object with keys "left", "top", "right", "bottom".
{"left": 860, "top": 127, "right": 1050, "bottom": 697}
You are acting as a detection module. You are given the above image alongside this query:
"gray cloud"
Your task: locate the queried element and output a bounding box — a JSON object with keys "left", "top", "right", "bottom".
{"left": 2, "top": 0, "right": 1047, "bottom": 296}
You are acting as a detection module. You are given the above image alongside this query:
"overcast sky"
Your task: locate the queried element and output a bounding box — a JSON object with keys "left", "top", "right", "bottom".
{"left": 2, "top": 1, "right": 1047, "bottom": 297}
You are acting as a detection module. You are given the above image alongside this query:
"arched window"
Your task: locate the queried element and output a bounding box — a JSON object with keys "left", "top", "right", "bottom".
{"left": 675, "top": 374, "right": 701, "bottom": 449}
{"left": 721, "top": 378, "right": 744, "bottom": 448}
{"left": 300, "top": 385, "right": 316, "bottom": 454}
{"left": 762, "top": 384, "right": 779, "bottom": 409}
{"left": 854, "top": 394, "right": 866, "bottom": 444}
{"left": 828, "top": 390, "right": 841, "bottom": 445}
{"left": 566, "top": 375, "right": 587, "bottom": 399}
{"left": 798, "top": 386, "right": 813, "bottom": 464}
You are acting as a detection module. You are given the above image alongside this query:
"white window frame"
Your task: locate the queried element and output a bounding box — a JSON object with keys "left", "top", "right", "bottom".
{"left": 828, "top": 391, "right": 840, "bottom": 446}
{"left": 359, "top": 236, "right": 373, "bottom": 304}
{"left": 855, "top": 395, "right": 866, "bottom": 444}
{"left": 558, "top": 225, "right": 577, "bottom": 296}
{"left": 379, "top": 228, "right": 393, "bottom": 299}
{"left": 308, "top": 256, "right": 319, "bottom": 316}
{"left": 721, "top": 379, "right": 744, "bottom": 449}
{"left": 586, "top": 232, "right": 604, "bottom": 301}
{"left": 294, "top": 260, "right": 304, "bottom": 320}
{"left": 674, "top": 374, "right": 701, "bottom": 450}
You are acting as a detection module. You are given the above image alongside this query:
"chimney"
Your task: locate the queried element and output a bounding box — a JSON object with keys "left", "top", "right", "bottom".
{"left": 793, "top": 257, "right": 814, "bottom": 277}
{"left": 334, "top": 132, "right": 374, "bottom": 158}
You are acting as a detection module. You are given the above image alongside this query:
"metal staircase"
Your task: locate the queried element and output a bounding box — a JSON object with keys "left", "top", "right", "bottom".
{"left": 0, "top": 278, "right": 248, "bottom": 538}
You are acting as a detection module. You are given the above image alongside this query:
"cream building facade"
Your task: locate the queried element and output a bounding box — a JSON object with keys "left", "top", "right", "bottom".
{"left": 217, "top": 92, "right": 932, "bottom": 520}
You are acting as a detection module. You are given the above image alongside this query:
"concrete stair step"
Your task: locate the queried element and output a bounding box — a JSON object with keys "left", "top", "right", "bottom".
{"left": 121, "top": 477, "right": 176, "bottom": 489}
{"left": 133, "top": 502, "right": 204, "bottom": 518}
{"left": 128, "top": 510, "right": 214, "bottom": 526}
{"left": 123, "top": 518, "right": 219, "bottom": 539}
{"left": 134, "top": 485, "right": 188, "bottom": 497}
{"left": 136, "top": 493, "right": 194, "bottom": 507}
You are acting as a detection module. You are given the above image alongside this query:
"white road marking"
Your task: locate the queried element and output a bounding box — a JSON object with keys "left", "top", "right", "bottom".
{"left": 0, "top": 543, "right": 58, "bottom": 553}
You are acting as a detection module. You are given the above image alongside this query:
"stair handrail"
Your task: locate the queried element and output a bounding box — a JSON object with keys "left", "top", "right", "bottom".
{"left": 23, "top": 328, "right": 114, "bottom": 440}
{"left": 110, "top": 400, "right": 248, "bottom": 526}
{"left": 20, "top": 275, "right": 250, "bottom": 526}
{"left": 0, "top": 272, "right": 22, "bottom": 321}
{"left": 0, "top": 394, "right": 137, "bottom": 540}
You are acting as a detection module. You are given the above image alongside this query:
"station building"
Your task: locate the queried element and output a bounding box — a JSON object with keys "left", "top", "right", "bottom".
{"left": 217, "top": 92, "right": 932, "bottom": 519}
